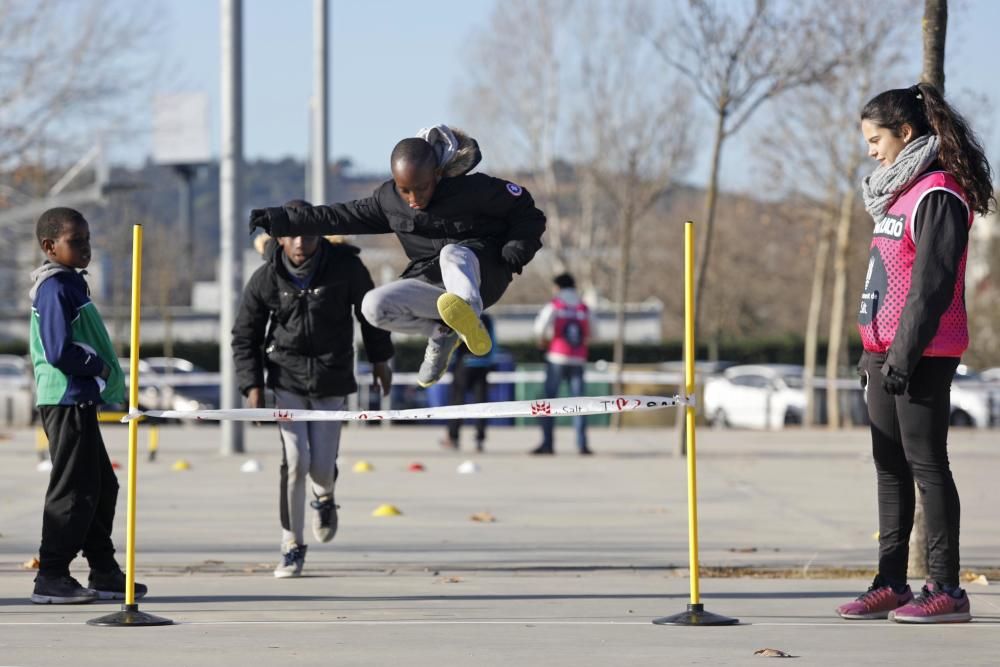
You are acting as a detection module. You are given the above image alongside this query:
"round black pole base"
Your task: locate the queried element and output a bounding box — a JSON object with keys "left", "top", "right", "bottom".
{"left": 87, "top": 604, "right": 173, "bottom": 627}
{"left": 653, "top": 603, "right": 738, "bottom": 626}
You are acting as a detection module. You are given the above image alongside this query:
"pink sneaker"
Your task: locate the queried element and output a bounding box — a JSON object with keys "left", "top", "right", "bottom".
{"left": 889, "top": 583, "right": 971, "bottom": 624}
{"left": 836, "top": 577, "right": 913, "bottom": 619}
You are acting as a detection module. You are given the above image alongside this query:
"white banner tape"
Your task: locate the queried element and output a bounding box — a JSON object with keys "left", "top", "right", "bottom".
{"left": 123, "top": 394, "right": 693, "bottom": 423}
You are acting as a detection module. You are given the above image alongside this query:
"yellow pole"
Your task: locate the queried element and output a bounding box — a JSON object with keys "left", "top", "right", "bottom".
{"left": 148, "top": 426, "right": 159, "bottom": 462}
{"left": 35, "top": 427, "right": 48, "bottom": 460}
{"left": 684, "top": 220, "right": 701, "bottom": 605}
{"left": 125, "top": 224, "right": 143, "bottom": 607}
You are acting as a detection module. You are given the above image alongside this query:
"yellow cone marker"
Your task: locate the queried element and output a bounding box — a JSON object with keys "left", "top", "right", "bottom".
{"left": 353, "top": 460, "right": 374, "bottom": 473}
{"left": 372, "top": 504, "right": 402, "bottom": 517}
{"left": 172, "top": 459, "right": 191, "bottom": 471}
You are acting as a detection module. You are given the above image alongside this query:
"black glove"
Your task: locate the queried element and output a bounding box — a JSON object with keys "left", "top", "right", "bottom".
{"left": 501, "top": 243, "right": 528, "bottom": 274}
{"left": 881, "top": 365, "right": 908, "bottom": 395}
{"left": 249, "top": 208, "right": 270, "bottom": 234}
{"left": 248, "top": 207, "right": 290, "bottom": 235}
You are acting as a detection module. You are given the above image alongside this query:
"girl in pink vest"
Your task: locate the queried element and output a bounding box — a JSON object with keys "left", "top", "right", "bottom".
{"left": 836, "top": 83, "right": 995, "bottom": 624}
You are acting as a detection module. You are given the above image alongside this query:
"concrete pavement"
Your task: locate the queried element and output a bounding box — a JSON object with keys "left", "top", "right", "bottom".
{"left": 0, "top": 423, "right": 998, "bottom": 665}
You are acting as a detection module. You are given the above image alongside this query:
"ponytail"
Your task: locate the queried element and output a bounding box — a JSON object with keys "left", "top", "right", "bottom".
{"left": 862, "top": 83, "right": 996, "bottom": 215}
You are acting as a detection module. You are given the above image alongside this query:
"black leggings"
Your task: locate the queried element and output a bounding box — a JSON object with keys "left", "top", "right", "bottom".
{"left": 863, "top": 353, "right": 961, "bottom": 587}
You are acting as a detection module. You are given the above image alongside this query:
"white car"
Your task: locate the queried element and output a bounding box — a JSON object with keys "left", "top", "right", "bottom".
{"left": 703, "top": 364, "right": 807, "bottom": 430}
{"left": 949, "top": 369, "right": 999, "bottom": 428}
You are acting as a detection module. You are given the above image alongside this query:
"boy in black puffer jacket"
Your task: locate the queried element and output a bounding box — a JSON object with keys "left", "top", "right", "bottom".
{"left": 249, "top": 126, "right": 546, "bottom": 388}
{"left": 233, "top": 202, "right": 393, "bottom": 578}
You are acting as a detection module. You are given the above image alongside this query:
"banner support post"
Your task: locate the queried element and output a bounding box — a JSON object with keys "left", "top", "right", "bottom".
{"left": 653, "top": 220, "right": 737, "bottom": 627}
{"left": 88, "top": 225, "right": 172, "bottom": 627}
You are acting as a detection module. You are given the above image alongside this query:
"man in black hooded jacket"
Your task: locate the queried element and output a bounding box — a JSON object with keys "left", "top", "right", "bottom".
{"left": 233, "top": 214, "right": 393, "bottom": 578}
{"left": 249, "top": 125, "right": 546, "bottom": 388}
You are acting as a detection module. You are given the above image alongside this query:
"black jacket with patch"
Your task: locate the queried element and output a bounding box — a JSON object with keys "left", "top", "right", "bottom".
{"left": 232, "top": 240, "right": 394, "bottom": 398}
{"left": 262, "top": 173, "right": 546, "bottom": 309}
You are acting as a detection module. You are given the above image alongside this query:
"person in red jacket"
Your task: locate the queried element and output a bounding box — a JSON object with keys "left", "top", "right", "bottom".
{"left": 531, "top": 273, "right": 595, "bottom": 456}
{"left": 835, "top": 83, "right": 994, "bottom": 624}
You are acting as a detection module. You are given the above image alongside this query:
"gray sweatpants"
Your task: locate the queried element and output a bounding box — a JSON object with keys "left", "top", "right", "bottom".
{"left": 360, "top": 244, "right": 482, "bottom": 337}
{"left": 275, "top": 388, "right": 345, "bottom": 547}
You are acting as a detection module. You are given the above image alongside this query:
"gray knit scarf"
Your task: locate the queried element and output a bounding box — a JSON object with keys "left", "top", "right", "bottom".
{"left": 861, "top": 134, "right": 940, "bottom": 222}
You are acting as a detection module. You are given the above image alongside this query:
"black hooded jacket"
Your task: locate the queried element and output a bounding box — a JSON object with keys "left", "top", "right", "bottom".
{"left": 260, "top": 173, "right": 546, "bottom": 309}
{"left": 232, "top": 239, "right": 394, "bottom": 398}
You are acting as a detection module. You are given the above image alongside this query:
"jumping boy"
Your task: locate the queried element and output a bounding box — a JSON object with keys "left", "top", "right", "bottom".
{"left": 248, "top": 126, "right": 546, "bottom": 388}
{"left": 233, "top": 204, "right": 394, "bottom": 577}
{"left": 29, "top": 207, "right": 146, "bottom": 604}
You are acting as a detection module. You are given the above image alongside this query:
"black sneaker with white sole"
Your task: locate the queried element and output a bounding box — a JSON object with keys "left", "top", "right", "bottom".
{"left": 31, "top": 574, "right": 98, "bottom": 604}
{"left": 88, "top": 568, "right": 148, "bottom": 601}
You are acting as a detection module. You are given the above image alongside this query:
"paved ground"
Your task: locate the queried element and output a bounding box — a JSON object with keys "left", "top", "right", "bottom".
{"left": 1, "top": 422, "right": 998, "bottom": 665}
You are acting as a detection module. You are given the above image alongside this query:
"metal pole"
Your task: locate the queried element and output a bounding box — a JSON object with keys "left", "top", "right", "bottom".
{"left": 311, "top": 0, "right": 329, "bottom": 204}
{"left": 175, "top": 165, "right": 195, "bottom": 263}
{"left": 219, "top": 0, "right": 244, "bottom": 454}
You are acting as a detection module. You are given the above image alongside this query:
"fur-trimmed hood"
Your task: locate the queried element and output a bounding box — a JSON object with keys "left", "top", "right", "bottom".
{"left": 442, "top": 127, "right": 482, "bottom": 178}
{"left": 418, "top": 125, "right": 482, "bottom": 178}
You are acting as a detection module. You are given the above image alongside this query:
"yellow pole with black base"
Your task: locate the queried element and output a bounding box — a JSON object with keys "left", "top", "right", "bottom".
{"left": 653, "top": 221, "right": 737, "bottom": 626}
{"left": 88, "top": 225, "right": 172, "bottom": 627}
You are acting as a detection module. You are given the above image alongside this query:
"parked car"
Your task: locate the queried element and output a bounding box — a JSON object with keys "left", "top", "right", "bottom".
{"left": 144, "top": 357, "right": 219, "bottom": 412}
{"left": 703, "top": 364, "right": 807, "bottom": 430}
{"left": 0, "top": 355, "right": 31, "bottom": 391}
{"left": 949, "top": 368, "right": 999, "bottom": 428}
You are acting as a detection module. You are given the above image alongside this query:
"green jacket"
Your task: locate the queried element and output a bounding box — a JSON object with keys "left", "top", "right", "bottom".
{"left": 29, "top": 264, "right": 124, "bottom": 406}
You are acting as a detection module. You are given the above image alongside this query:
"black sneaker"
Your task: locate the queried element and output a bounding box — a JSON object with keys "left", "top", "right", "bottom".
{"left": 31, "top": 574, "right": 98, "bottom": 604}
{"left": 88, "top": 568, "right": 148, "bottom": 601}
{"left": 530, "top": 444, "right": 554, "bottom": 456}
{"left": 310, "top": 495, "right": 338, "bottom": 543}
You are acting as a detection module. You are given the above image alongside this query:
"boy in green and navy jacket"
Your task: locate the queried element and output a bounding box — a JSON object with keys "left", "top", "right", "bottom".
{"left": 28, "top": 207, "right": 146, "bottom": 605}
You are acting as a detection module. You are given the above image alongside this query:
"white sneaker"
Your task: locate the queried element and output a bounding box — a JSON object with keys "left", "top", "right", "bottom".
{"left": 417, "top": 328, "right": 461, "bottom": 388}
{"left": 310, "top": 495, "right": 338, "bottom": 543}
{"left": 274, "top": 544, "right": 307, "bottom": 578}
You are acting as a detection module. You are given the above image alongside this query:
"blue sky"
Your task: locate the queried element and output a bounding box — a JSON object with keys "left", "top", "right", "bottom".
{"left": 143, "top": 0, "right": 1000, "bottom": 192}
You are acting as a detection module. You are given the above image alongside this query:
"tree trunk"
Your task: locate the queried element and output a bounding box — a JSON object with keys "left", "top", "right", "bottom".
{"left": 825, "top": 187, "right": 854, "bottom": 429}
{"left": 910, "top": 0, "right": 947, "bottom": 581}
{"left": 611, "top": 159, "right": 638, "bottom": 429}
{"left": 803, "top": 204, "right": 835, "bottom": 427}
{"left": 693, "top": 107, "right": 726, "bottom": 338}
{"left": 921, "top": 0, "right": 947, "bottom": 93}
{"left": 578, "top": 168, "right": 597, "bottom": 295}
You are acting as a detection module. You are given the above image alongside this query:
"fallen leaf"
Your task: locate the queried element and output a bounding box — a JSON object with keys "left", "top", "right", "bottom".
{"left": 470, "top": 511, "right": 496, "bottom": 523}
{"left": 754, "top": 648, "right": 794, "bottom": 658}
{"left": 962, "top": 572, "right": 989, "bottom": 586}
{"left": 22, "top": 557, "right": 40, "bottom": 570}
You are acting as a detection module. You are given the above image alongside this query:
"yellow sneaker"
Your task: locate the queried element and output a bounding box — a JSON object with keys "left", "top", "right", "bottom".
{"left": 436, "top": 293, "right": 492, "bottom": 356}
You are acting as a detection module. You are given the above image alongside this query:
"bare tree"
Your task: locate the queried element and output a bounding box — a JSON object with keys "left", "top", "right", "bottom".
{"left": 639, "top": 0, "right": 843, "bottom": 342}
{"left": 921, "top": 0, "right": 948, "bottom": 92}
{"left": 571, "top": 1, "right": 694, "bottom": 409}
{"left": 0, "top": 0, "right": 163, "bottom": 168}
{"left": 908, "top": 0, "right": 950, "bottom": 586}
{"left": 754, "top": 0, "right": 918, "bottom": 426}
{"left": 454, "top": 0, "right": 573, "bottom": 273}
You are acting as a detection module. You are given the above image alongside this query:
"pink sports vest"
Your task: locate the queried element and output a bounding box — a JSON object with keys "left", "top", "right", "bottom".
{"left": 857, "top": 171, "right": 972, "bottom": 356}
{"left": 548, "top": 298, "right": 589, "bottom": 362}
